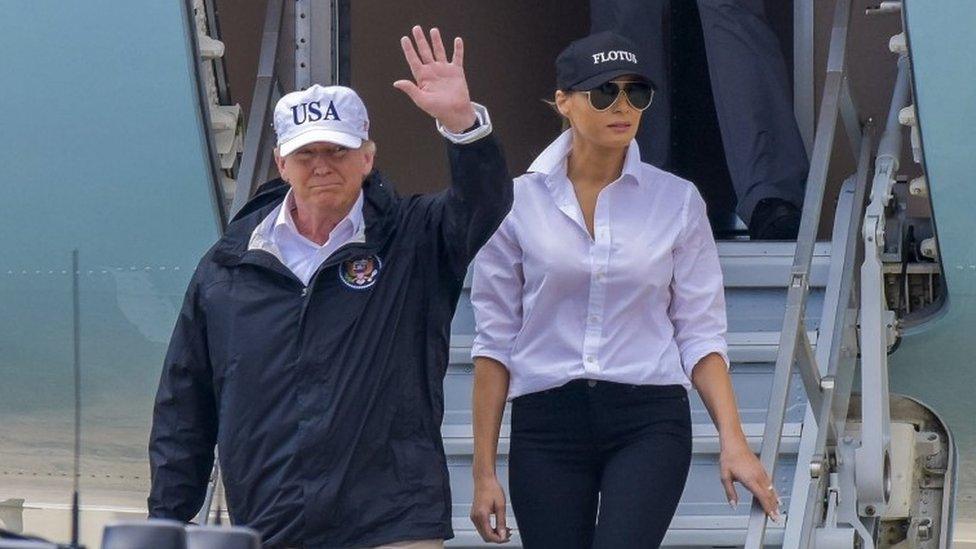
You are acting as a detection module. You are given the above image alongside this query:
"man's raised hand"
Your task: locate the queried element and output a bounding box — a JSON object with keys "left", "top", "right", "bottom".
{"left": 394, "top": 26, "right": 477, "bottom": 133}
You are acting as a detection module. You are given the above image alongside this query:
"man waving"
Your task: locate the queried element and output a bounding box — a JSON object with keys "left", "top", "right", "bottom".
{"left": 148, "top": 26, "right": 511, "bottom": 549}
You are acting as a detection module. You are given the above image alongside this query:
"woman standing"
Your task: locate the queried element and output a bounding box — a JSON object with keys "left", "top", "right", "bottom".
{"left": 469, "top": 32, "right": 781, "bottom": 548}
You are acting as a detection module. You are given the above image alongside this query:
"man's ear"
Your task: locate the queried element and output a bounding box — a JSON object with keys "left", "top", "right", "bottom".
{"left": 361, "top": 146, "right": 375, "bottom": 177}
{"left": 273, "top": 148, "right": 287, "bottom": 180}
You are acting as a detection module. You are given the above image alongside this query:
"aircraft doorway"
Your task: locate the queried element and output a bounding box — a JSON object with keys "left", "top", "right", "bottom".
{"left": 349, "top": 0, "right": 796, "bottom": 239}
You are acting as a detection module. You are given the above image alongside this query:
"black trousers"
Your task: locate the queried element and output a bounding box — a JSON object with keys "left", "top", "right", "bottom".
{"left": 590, "top": 0, "right": 809, "bottom": 224}
{"left": 509, "top": 380, "right": 693, "bottom": 549}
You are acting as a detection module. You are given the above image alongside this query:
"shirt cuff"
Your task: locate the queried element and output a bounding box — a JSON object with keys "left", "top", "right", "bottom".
{"left": 680, "top": 339, "right": 730, "bottom": 379}
{"left": 470, "top": 346, "right": 511, "bottom": 370}
{"left": 437, "top": 102, "right": 493, "bottom": 144}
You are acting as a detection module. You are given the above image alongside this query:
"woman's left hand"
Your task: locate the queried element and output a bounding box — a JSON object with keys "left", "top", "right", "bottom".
{"left": 690, "top": 355, "right": 782, "bottom": 521}
{"left": 719, "top": 437, "right": 781, "bottom": 521}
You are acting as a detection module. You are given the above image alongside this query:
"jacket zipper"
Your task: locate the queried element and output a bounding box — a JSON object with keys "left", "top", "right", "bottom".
{"left": 295, "top": 242, "right": 373, "bottom": 340}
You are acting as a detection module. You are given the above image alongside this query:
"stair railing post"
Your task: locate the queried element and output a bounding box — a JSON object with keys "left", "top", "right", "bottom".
{"left": 230, "top": 0, "right": 286, "bottom": 219}
{"left": 792, "top": 123, "right": 875, "bottom": 548}
{"left": 743, "top": 0, "right": 856, "bottom": 546}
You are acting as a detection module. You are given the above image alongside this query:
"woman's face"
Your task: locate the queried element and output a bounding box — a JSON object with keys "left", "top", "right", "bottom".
{"left": 555, "top": 78, "right": 646, "bottom": 150}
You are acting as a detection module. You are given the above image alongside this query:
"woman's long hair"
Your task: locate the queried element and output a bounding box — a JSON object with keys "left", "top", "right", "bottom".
{"left": 543, "top": 97, "right": 571, "bottom": 132}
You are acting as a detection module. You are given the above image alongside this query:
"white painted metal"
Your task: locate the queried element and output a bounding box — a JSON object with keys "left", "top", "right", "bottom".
{"left": 745, "top": 0, "right": 858, "bottom": 544}
{"left": 856, "top": 53, "right": 911, "bottom": 521}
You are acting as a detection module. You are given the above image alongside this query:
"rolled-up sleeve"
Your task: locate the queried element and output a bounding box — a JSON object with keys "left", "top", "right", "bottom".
{"left": 669, "top": 188, "right": 729, "bottom": 378}
{"left": 470, "top": 217, "right": 523, "bottom": 368}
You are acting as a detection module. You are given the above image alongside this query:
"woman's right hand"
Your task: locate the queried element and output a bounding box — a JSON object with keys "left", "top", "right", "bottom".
{"left": 470, "top": 476, "right": 511, "bottom": 543}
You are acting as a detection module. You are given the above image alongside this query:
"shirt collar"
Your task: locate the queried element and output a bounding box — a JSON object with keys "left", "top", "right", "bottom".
{"left": 527, "top": 129, "right": 644, "bottom": 187}
{"left": 272, "top": 188, "right": 366, "bottom": 246}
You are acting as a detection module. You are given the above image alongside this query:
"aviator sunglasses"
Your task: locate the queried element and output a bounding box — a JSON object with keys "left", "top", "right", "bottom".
{"left": 582, "top": 80, "right": 655, "bottom": 111}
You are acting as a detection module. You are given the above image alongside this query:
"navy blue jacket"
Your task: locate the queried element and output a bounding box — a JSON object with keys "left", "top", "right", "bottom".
{"left": 148, "top": 135, "right": 511, "bottom": 548}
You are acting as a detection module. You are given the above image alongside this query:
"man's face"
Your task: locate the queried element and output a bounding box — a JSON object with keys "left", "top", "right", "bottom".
{"left": 275, "top": 141, "right": 375, "bottom": 212}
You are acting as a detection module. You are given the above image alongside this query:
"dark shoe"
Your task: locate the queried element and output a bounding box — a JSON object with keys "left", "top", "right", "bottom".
{"left": 749, "top": 198, "right": 802, "bottom": 240}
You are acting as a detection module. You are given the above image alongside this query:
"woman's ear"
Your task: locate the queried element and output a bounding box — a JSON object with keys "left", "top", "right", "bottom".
{"left": 554, "top": 90, "right": 572, "bottom": 117}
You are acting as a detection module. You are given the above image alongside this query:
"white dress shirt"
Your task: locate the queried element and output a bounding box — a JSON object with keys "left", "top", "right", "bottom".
{"left": 250, "top": 189, "right": 366, "bottom": 286}
{"left": 470, "top": 129, "right": 729, "bottom": 399}
{"left": 248, "top": 104, "right": 494, "bottom": 286}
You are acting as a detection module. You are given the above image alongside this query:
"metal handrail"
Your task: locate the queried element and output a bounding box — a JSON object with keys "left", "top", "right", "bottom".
{"left": 790, "top": 124, "right": 874, "bottom": 548}
{"left": 743, "top": 0, "right": 863, "bottom": 545}
{"left": 790, "top": 56, "right": 911, "bottom": 546}
{"left": 229, "top": 0, "right": 286, "bottom": 218}
{"left": 193, "top": 456, "right": 220, "bottom": 525}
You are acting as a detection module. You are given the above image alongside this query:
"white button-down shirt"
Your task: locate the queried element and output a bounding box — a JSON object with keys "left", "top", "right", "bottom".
{"left": 470, "top": 130, "right": 729, "bottom": 399}
{"left": 251, "top": 189, "right": 366, "bottom": 286}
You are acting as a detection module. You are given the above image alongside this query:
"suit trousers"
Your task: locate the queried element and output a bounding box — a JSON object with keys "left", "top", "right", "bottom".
{"left": 590, "top": 0, "right": 809, "bottom": 224}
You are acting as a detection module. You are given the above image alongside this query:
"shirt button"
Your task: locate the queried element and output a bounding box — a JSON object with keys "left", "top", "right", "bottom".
{"left": 586, "top": 355, "right": 595, "bottom": 363}
{"left": 301, "top": 287, "right": 308, "bottom": 297}
{"left": 589, "top": 315, "right": 599, "bottom": 323}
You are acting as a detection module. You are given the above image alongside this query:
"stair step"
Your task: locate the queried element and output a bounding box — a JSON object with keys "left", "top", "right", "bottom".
{"left": 461, "top": 241, "right": 832, "bottom": 290}
{"left": 442, "top": 370, "right": 809, "bottom": 428}
{"left": 444, "top": 331, "right": 814, "bottom": 429}
{"left": 714, "top": 241, "right": 831, "bottom": 288}
{"left": 452, "top": 288, "right": 825, "bottom": 340}
{"left": 441, "top": 422, "right": 803, "bottom": 456}
{"left": 449, "top": 330, "right": 818, "bottom": 366}
{"left": 447, "top": 517, "right": 787, "bottom": 547}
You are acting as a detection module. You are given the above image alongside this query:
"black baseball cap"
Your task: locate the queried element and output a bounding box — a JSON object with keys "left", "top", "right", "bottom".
{"left": 555, "top": 31, "right": 654, "bottom": 91}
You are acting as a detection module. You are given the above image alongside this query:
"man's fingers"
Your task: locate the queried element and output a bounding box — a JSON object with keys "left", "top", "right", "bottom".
{"left": 411, "top": 25, "right": 435, "bottom": 64}
{"left": 451, "top": 37, "right": 464, "bottom": 67}
{"left": 399, "top": 36, "right": 422, "bottom": 81}
{"left": 393, "top": 80, "right": 422, "bottom": 104}
{"left": 429, "top": 27, "right": 448, "bottom": 62}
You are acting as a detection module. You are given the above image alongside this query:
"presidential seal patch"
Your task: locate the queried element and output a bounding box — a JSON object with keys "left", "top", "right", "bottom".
{"left": 339, "top": 255, "right": 382, "bottom": 289}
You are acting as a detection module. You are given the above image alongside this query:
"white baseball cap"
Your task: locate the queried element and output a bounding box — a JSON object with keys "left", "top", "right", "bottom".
{"left": 273, "top": 84, "right": 370, "bottom": 157}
